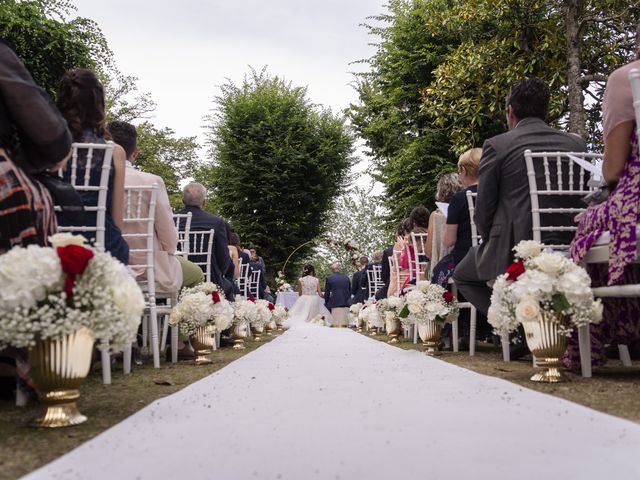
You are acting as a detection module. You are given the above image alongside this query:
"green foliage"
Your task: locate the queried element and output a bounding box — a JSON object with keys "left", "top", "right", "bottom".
{"left": 301, "top": 185, "right": 391, "bottom": 279}
{"left": 0, "top": 0, "right": 111, "bottom": 98}
{"left": 198, "top": 68, "right": 354, "bottom": 279}
{"left": 134, "top": 121, "right": 200, "bottom": 210}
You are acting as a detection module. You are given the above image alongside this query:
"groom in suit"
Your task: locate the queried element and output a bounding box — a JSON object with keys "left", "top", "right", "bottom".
{"left": 324, "top": 262, "right": 351, "bottom": 327}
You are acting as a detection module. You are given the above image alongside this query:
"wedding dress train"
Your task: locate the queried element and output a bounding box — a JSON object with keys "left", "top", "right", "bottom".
{"left": 285, "top": 276, "right": 332, "bottom": 328}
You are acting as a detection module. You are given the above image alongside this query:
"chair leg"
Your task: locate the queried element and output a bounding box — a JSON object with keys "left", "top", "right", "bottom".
{"left": 142, "top": 314, "right": 149, "bottom": 352}
{"left": 469, "top": 307, "right": 477, "bottom": 356}
{"left": 619, "top": 345, "right": 632, "bottom": 367}
{"left": 123, "top": 343, "right": 132, "bottom": 374}
{"left": 100, "top": 340, "right": 111, "bottom": 385}
{"left": 413, "top": 323, "right": 418, "bottom": 344}
{"left": 160, "top": 315, "right": 169, "bottom": 354}
{"left": 578, "top": 324, "right": 592, "bottom": 378}
{"left": 452, "top": 318, "right": 459, "bottom": 352}
{"left": 501, "top": 332, "right": 510, "bottom": 362}
{"left": 15, "top": 382, "right": 28, "bottom": 407}
{"left": 171, "top": 324, "right": 178, "bottom": 363}
{"left": 148, "top": 303, "right": 160, "bottom": 368}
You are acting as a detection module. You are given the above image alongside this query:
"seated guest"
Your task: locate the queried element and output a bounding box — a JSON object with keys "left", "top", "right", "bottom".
{"left": 351, "top": 256, "right": 369, "bottom": 304}
{"left": 108, "top": 121, "right": 203, "bottom": 290}
{"left": 249, "top": 246, "right": 266, "bottom": 270}
{"left": 0, "top": 40, "right": 72, "bottom": 253}
{"left": 426, "top": 173, "right": 463, "bottom": 278}
{"left": 431, "top": 149, "right": 481, "bottom": 287}
{"left": 567, "top": 55, "right": 640, "bottom": 368}
{"left": 391, "top": 219, "right": 413, "bottom": 295}
{"left": 453, "top": 78, "right": 586, "bottom": 327}
{"left": 225, "top": 223, "right": 241, "bottom": 294}
{"left": 56, "top": 69, "right": 129, "bottom": 264}
{"left": 177, "top": 183, "right": 232, "bottom": 296}
{"left": 385, "top": 222, "right": 408, "bottom": 298}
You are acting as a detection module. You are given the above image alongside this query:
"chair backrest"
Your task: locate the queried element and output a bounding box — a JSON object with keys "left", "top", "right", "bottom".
{"left": 631, "top": 68, "right": 640, "bottom": 138}
{"left": 465, "top": 190, "right": 481, "bottom": 247}
{"left": 56, "top": 142, "right": 114, "bottom": 249}
{"left": 121, "top": 184, "right": 158, "bottom": 296}
{"left": 524, "top": 150, "right": 602, "bottom": 251}
{"left": 238, "top": 260, "right": 251, "bottom": 297}
{"left": 410, "top": 232, "right": 430, "bottom": 281}
{"left": 366, "top": 264, "right": 384, "bottom": 299}
{"left": 248, "top": 268, "right": 261, "bottom": 298}
{"left": 186, "top": 229, "right": 214, "bottom": 282}
{"left": 173, "top": 212, "right": 192, "bottom": 255}
{"left": 392, "top": 249, "right": 410, "bottom": 294}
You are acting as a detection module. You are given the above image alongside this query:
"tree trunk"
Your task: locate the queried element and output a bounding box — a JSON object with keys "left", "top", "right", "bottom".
{"left": 565, "top": 0, "right": 587, "bottom": 138}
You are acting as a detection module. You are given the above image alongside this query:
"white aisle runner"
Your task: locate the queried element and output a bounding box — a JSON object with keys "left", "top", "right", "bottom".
{"left": 26, "top": 327, "right": 640, "bottom": 480}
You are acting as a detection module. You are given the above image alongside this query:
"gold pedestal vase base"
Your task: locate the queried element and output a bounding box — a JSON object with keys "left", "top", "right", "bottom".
{"left": 190, "top": 326, "right": 216, "bottom": 365}
{"left": 233, "top": 339, "right": 246, "bottom": 350}
{"left": 530, "top": 358, "right": 564, "bottom": 383}
{"left": 31, "top": 389, "right": 87, "bottom": 428}
{"left": 387, "top": 334, "right": 399, "bottom": 344}
{"left": 369, "top": 328, "right": 379, "bottom": 336}
{"left": 194, "top": 350, "right": 213, "bottom": 365}
{"left": 422, "top": 341, "right": 440, "bottom": 356}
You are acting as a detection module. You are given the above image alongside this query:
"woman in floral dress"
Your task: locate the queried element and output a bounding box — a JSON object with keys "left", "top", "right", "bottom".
{"left": 568, "top": 56, "right": 640, "bottom": 369}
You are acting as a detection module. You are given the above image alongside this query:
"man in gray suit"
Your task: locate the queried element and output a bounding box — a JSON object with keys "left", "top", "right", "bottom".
{"left": 453, "top": 78, "right": 587, "bottom": 316}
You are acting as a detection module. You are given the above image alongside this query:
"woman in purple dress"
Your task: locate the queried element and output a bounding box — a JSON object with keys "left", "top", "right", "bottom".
{"left": 568, "top": 55, "right": 640, "bottom": 369}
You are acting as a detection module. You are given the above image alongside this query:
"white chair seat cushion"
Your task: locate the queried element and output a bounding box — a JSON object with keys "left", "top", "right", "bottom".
{"left": 593, "top": 225, "right": 640, "bottom": 246}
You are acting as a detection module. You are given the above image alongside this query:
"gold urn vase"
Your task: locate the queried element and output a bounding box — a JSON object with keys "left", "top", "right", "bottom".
{"left": 522, "top": 313, "right": 569, "bottom": 383}
{"left": 28, "top": 327, "right": 94, "bottom": 428}
{"left": 417, "top": 321, "right": 441, "bottom": 356}
{"left": 252, "top": 324, "right": 265, "bottom": 342}
{"left": 190, "top": 325, "right": 216, "bottom": 365}
{"left": 355, "top": 317, "right": 364, "bottom": 333}
{"left": 233, "top": 322, "right": 249, "bottom": 350}
{"left": 385, "top": 315, "right": 400, "bottom": 344}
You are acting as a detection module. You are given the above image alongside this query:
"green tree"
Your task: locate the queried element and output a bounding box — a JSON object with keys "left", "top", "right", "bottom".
{"left": 0, "top": 0, "right": 110, "bottom": 97}
{"left": 198, "top": 69, "right": 354, "bottom": 280}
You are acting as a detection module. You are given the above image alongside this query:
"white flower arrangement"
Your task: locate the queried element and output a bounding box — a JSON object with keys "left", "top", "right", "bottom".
{"left": 399, "top": 281, "right": 458, "bottom": 326}
{"left": 359, "top": 299, "right": 383, "bottom": 328}
{"left": 272, "top": 304, "right": 288, "bottom": 326}
{"left": 487, "top": 240, "right": 603, "bottom": 335}
{"left": 310, "top": 314, "right": 329, "bottom": 326}
{"left": 170, "top": 282, "right": 233, "bottom": 336}
{"left": 253, "top": 299, "right": 273, "bottom": 327}
{"left": 377, "top": 296, "right": 406, "bottom": 323}
{"left": 0, "top": 234, "right": 144, "bottom": 352}
{"left": 232, "top": 296, "right": 258, "bottom": 329}
{"left": 275, "top": 271, "right": 293, "bottom": 292}
{"left": 349, "top": 303, "right": 363, "bottom": 324}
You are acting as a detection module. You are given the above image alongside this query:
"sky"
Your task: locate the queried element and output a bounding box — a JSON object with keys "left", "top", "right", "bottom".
{"left": 71, "top": 0, "right": 387, "bottom": 185}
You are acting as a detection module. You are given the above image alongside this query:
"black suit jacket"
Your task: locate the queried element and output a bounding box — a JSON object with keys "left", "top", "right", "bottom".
{"left": 177, "top": 206, "right": 232, "bottom": 294}
{"left": 375, "top": 246, "right": 394, "bottom": 300}
{"left": 351, "top": 269, "right": 367, "bottom": 305}
{"left": 324, "top": 272, "right": 351, "bottom": 309}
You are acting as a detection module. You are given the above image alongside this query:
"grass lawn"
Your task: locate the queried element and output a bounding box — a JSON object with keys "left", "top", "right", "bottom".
{"left": 365, "top": 331, "right": 640, "bottom": 423}
{"left": 0, "top": 334, "right": 276, "bottom": 480}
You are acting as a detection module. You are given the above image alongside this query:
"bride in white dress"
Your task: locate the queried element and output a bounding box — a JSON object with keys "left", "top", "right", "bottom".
{"left": 285, "top": 264, "right": 333, "bottom": 328}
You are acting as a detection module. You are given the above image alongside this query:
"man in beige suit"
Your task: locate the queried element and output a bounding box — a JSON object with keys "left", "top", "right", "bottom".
{"left": 108, "top": 121, "right": 203, "bottom": 292}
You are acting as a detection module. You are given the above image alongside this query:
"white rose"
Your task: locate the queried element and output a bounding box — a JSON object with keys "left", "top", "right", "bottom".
{"left": 48, "top": 233, "right": 87, "bottom": 248}
{"left": 385, "top": 311, "right": 395, "bottom": 322}
{"left": 513, "top": 240, "right": 542, "bottom": 259}
{"left": 515, "top": 297, "right": 541, "bottom": 323}
{"left": 408, "top": 303, "right": 423, "bottom": 314}
{"left": 591, "top": 300, "right": 604, "bottom": 323}
{"left": 533, "top": 253, "right": 565, "bottom": 274}
{"left": 417, "top": 281, "right": 431, "bottom": 293}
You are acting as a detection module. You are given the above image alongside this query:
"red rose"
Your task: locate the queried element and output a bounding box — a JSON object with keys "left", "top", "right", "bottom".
{"left": 345, "top": 245, "right": 353, "bottom": 251}
{"left": 268, "top": 303, "right": 275, "bottom": 311}
{"left": 248, "top": 297, "right": 256, "bottom": 303}
{"left": 285, "top": 307, "right": 289, "bottom": 312}
{"left": 443, "top": 291, "right": 454, "bottom": 303}
{"left": 505, "top": 261, "right": 526, "bottom": 281}
{"left": 212, "top": 291, "right": 221, "bottom": 304}
{"left": 57, "top": 245, "right": 94, "bottom": 297}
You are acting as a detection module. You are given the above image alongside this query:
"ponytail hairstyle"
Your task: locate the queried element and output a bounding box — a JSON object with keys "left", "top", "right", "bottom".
{"left": 57, "top": 69, "right": 108, "bottom": 142}
{"left": 302, "top": 264, "right": 315, "bottom": 277}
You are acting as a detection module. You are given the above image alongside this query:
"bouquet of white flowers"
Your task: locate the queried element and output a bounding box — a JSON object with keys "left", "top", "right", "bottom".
{"left": 272, "top": 304, "right": 288, "bottom": 325}
{"left": 275, "top": 271, "right": 292, "bottom": 292}
{"left": 359, "top": 299, "right": 383, "bottom": 328}
{"left": 377, "top": 296, "right": 406, "bottom": 323}
{"left": 488, "top": 240, "right": 603, "bottom": 335}
{"left": 400, "top": 281, "right": 458, "bottom": 326}
{"left": 349, "top": 303, "right": 363, "bottom": 324}
{"left": 170, "top": 282, "right": 233, "bottom": 336}
{"left": 310, "top": 314, "right": 329, "bottom": 326}
{"left": 233, "top": 296, "right": 259, "bottom": 328}
{"left": 253, "top": 299, "right": 273, "bottom": 327}
{"left": 0, "top": 234, "right": 144, "bottom": 352}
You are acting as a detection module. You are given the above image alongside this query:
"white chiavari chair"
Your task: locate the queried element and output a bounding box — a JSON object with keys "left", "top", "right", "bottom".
{"left": 173, "top": 212, "right": 192, "bottom": 255}
{"left": 410, "top": 232, "right": 430, "bottom": 282}
{"left": 121, "top": 184, "right": 161, "bottom": 377}
{"left": 186, "top": 229, "right": 215, "bottom": 282}
{"left": 366, "top": 264, "right": 384, "bottom": 300}
{"left": 248, "top": 268, "right": 262, "bottom": 298}
{"left": 238, "top": 259, "right": 251, "bottom": 298}
{"left": 56, "top": 142, "right": 114, "bottom": 249}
